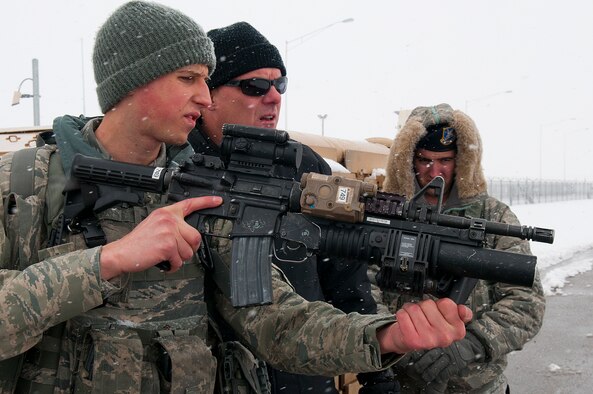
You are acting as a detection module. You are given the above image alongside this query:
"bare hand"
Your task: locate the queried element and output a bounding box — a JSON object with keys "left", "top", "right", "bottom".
{"left": 99, "top": 196, "right": 222, "bottom": 279}
{"left": 377, "top": 298, "right": 472, "bottom": 355}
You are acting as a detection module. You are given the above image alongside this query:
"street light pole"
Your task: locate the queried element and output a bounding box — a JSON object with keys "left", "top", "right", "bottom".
{"left": 32, "top": 58, "right": 40, "bottom": 126}
{"left": 317, "top": 114, "right": 328, "bottom": 136}
{"left": 283, "top": 18, "right": 354, "bottom": 130}
{"left": 464, "top": 90, "right": 512, "bottom": 113}
{"left": 11, "top": 58, "right": 41, "bottom": 126}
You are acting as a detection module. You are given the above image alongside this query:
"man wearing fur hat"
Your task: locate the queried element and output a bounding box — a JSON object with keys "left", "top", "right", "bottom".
{"left": 382, "top": 103, "right": 545, "bottom": 393}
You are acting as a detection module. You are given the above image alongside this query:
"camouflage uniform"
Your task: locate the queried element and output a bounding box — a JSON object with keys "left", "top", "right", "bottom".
{"left": 0, "top": 115, "right": 397, "bottom": 393}
{"left": 381, "top": 104, "right": 546, "bottom": 393}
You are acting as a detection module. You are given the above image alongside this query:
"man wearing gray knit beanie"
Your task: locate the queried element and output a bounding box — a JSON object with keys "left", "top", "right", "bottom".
{"left": 94, "top": 0, "right": 215, "bottom": 113}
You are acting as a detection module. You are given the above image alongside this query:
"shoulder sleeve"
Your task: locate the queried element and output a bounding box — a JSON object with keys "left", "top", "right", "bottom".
{"left": 468, "top": 197, "right": 546, "bottom": 360}
{"left": 216, "top": 267, "right": 399, "bottom": 375}
{"left": 0, "top": 248, "right": 104, "bottom": 360}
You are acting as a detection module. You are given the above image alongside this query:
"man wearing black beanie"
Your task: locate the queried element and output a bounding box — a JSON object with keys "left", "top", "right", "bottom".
{"left": 189, "top": 22, "right": 399, "bottom": 394}
{"left": 189, "top": 21, "right": 288, "bottom": 147}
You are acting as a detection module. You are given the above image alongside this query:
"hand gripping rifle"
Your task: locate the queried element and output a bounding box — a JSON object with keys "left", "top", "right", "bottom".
{"left": 66, "top": 124, "right": 554, "bottom": 307}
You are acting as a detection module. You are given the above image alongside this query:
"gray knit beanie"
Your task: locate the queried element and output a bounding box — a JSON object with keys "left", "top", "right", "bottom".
{"left": 93, "top": 1, "right": 216, "bottom": 113}
{"left": 207, "top": 22, "right": 286, "bottom": 90}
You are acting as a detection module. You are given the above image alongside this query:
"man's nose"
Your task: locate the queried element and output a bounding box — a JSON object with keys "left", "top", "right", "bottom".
{"left": 429, "top": 163, "right": 443, "bottom": 177}
{"left": 262, "top": 85, "right": 282, "bottom": 104}
{"left": 192, "top": 81, "right": 212, "bottom": 107}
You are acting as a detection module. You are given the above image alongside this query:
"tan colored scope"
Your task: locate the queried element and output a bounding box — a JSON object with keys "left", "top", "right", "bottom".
{"left": 299, "top": 173, "right": 377, "bottom": 223}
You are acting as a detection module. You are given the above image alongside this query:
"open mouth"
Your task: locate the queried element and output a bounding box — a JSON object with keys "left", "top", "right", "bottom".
{"left": 185, "top": 113, "right": 200, "bottom": 123}
{"left": 259, "top": 115, "right": 276, "bottom": 127}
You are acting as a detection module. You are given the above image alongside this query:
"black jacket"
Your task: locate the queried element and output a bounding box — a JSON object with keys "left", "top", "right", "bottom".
{"left": 189, "top": 128, "right": 377, "bottom": 394}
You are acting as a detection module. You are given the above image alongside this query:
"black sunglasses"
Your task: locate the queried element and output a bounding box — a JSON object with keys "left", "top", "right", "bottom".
{"left": 224, "top": 76, "right": 288, "bottom": 96}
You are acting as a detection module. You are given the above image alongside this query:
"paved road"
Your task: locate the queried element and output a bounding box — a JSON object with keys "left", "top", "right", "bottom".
{"left": 506, "top": 248, "right": 593, "bottom": 394}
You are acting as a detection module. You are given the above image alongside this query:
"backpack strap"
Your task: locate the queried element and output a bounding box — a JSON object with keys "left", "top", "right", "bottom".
{"left": 6, "top": 145, "right": 59, "bottom": 200}
{"left": 0, "top": 144, "right": 61, "bottom": 393}
{"left": 2, "top": 145, "right": 58, "bottom": 269}
{"left": 10, "top": 147, "right": 39, "bottom": 198}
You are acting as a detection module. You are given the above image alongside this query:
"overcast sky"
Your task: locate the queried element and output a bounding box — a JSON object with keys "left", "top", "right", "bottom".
{"left": 1, "top": 0, "right": 591, "bottom": 180}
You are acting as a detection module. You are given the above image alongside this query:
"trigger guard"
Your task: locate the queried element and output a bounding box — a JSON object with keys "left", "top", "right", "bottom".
{"left": 272, "top": 239, "right": 310, "bottom": 263}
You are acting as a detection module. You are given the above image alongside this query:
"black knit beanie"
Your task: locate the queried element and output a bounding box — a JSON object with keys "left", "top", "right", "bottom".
{"left": 207, "top": 22, "right": 286, "bottom": 90}
{"left": 93, "top": 1, "right": 216, "bottom": 113}
{"left": 416, "top": 124, "right": 457, "bottom": 151}
{"left": 412, "top": 103, "right": 457, "bottom": 151}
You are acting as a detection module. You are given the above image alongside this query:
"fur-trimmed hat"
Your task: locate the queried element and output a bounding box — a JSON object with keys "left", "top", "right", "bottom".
{"left": 207, "top": 22, "right": 286, "bottom": 89}
{"left": 383, "top": 103, "right": 487, "bottom": 200}
{"left": 93, "top": 1, "right": 216, "bottom": 113}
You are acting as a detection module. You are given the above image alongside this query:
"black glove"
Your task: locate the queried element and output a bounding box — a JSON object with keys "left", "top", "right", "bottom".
{"left": 357, "top": 370, "right": 400, "bottom": 394}
{"left": 406, "top": 332, "right": 486, "bottom": 385}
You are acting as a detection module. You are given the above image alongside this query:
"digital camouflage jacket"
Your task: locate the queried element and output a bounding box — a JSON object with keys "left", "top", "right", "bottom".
{"left": 189, "top": 126, "right": 379, "bottom": 394}
{"left": 381, "top": 105, "right": 546, "bottom": 393}
{"left": 0, "top": 115, "right": 397, "bottom": 394}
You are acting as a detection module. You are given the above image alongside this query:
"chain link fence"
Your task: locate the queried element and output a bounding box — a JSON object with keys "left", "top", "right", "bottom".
{"left": 487, "top": 178, "right": 593, "bottom": 206}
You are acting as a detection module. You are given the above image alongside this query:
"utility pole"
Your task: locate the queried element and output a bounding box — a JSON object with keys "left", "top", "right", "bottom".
{"left": 12, "top": 58, "right": 41, "bottom": 126}
{"left": 317, "top": 114, "right": 328, "bottom": 136}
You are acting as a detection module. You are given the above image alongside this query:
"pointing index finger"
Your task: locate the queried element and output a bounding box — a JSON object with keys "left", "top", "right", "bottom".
{"left": 170, "top": 196, "right": 223, "bottom": 217}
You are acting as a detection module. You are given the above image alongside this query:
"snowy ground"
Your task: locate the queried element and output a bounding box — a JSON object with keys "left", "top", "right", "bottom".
{"left": 508, "top": 199, "right": 593, "bottom": 295}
